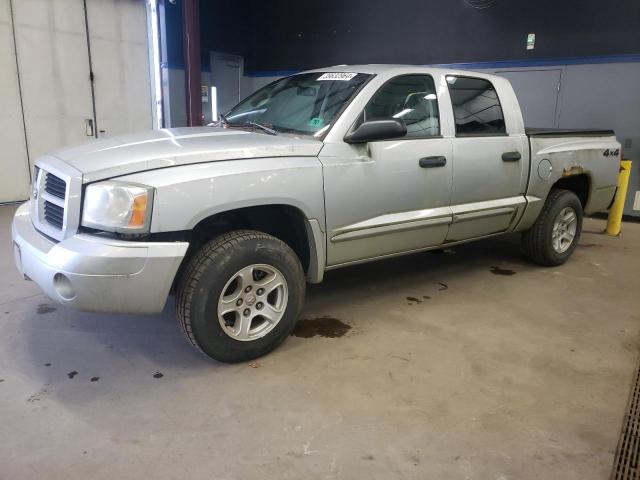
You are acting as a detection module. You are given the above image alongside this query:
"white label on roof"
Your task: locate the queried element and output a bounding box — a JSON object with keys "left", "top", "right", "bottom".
{"left": 317, "top": 72, "right": 358, "bottom": 81}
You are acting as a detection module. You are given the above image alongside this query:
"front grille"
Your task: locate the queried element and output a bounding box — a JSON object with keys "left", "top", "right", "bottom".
{"left": 43, "top": 200, "right": 64, "bottom": 229}
{"left": 32, "top": 162, "right": 79, "bottom": 241}
{"left": 44, "top": 172, "right": 66, "bottom": 199}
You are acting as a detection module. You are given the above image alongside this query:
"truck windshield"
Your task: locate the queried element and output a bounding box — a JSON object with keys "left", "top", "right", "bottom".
{"left": 224, "top": 72, "right": 372, "bottom": 137}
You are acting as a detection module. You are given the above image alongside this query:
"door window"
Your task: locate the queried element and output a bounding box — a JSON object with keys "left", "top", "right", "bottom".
{"left": 358, "top": 75, "right": 440, "bottom": 138}
{"left": 446, "top": 76, "right": 506, "bottom": 136}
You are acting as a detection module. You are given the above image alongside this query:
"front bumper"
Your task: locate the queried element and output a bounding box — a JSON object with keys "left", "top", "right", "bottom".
{"left": 11, "top": 202, "right": 189, "bottom": 314}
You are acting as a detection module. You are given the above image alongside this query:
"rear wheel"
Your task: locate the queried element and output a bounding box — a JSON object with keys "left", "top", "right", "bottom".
{"left": 522, "top": 189, "right": 583, "bottom": 266}
{"left": 176, "top": 230, "right": 305, "bottom": 363}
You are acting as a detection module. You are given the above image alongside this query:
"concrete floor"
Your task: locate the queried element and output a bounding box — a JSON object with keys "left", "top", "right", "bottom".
{"left": 1, "top": 204, "right": 638, "bottom": 480}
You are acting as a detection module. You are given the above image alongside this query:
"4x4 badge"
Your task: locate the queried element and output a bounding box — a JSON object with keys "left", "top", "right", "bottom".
{"left": 603, "top": 148, "right": 620, "bottom": 157}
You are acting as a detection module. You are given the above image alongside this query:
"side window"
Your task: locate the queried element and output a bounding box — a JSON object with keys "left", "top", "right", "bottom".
{"left": 359, "top": 75, "right": 440, "bottom": 138}
{"left": 446, "top": 76, "right": 506, "bottom": 136}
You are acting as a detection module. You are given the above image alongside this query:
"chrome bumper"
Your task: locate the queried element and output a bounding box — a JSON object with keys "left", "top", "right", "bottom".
{"left": 11, "top": 202, "right": 189, "bottom": 314}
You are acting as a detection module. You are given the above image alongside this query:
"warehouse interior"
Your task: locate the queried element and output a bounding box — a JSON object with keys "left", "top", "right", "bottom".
{"left": 1, "top": 1, "right": 640, "bottom": 479}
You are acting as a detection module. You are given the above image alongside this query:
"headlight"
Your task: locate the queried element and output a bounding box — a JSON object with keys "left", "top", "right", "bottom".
{"left": 82, "top": 181, "right": 153, "bottom": 233}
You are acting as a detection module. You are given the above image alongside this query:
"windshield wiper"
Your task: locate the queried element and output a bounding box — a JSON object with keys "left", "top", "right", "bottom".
{"left": 217, "top": 114, "right": 277, "bottom": 136}
{"left": 246, "top": 121, "right": 277, "bottom": 136}
{"left": 218, "top": 113, "right": 230, "bottom": 127}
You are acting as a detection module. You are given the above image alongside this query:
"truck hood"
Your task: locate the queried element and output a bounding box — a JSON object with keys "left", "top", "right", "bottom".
{"left": 49, "top": 127, "right": 324, "bottom": 182}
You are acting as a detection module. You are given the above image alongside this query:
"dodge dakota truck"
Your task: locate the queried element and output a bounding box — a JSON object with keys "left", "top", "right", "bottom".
{"left": 12, "top": 65, "right": 620, "bottom": 362}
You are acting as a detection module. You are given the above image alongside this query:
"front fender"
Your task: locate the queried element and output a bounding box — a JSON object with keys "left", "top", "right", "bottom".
{"left": 117, "top": 157, "right": 327, "bottom": 282}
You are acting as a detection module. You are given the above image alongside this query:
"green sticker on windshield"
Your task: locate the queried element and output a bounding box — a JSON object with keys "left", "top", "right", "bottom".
{"left": 308, "top": 117, "right": 324, "bottom": 128}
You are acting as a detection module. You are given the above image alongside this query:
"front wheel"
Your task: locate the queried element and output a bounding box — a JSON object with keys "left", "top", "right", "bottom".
{"left": 175, "top": 230, "right": 305, "bottom": 363}
{"left": 522, "top": 189, "right": 583, "bottom": 266}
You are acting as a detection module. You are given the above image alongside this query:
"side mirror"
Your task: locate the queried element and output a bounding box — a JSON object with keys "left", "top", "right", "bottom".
{"left": 344, "top": 119, "right": 407, "bottom": 144}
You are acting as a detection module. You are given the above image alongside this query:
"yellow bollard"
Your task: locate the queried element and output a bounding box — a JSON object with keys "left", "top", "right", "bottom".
{"left": 606, "top": 160, "right": 633, "bottom": 236}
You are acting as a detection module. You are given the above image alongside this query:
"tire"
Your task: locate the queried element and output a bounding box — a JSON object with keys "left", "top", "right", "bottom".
{"left": 522, "top": 188, "right": 583, "bottom": 266}
{"left": 175, "top": 230, "right": 305, "bottom": 363}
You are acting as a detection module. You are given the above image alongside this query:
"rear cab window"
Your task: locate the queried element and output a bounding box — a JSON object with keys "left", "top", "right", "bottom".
{"left": 446, "top": 76, "right": 506, "bottom": 136}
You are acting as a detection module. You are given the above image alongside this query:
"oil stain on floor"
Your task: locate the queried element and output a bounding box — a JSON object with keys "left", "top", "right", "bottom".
{"left": 291, "top": 316, "right": 352, "bottom": 338}
{"left": 37, "top": 304, "right": 56, "bottom": 314}
{"left": 490, "top": 266, "right": 516, "bottom": 276}
{"left": 579, "top": 243, "right": 604, "bottom": 248}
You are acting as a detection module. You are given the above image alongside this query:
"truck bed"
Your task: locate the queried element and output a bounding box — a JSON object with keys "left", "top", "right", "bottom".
{"left": 525, "top": 128, "right": 619, "bottom": 218}
{"left": 526, "top": 127, "right": 615, "bottom": 137}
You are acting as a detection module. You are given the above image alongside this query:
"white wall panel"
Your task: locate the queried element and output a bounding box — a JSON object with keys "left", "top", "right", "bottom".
{"left": 12, "top": 0, "right": 94, "bottom": 162}
{"left": 86, "top": 0, "right": 152, "bottom": 137}
{"left": 0, "top": 0, "right": 31, "bottom": 202}
{"left": 1, "top": 0, "right": 154, "bottom": 203}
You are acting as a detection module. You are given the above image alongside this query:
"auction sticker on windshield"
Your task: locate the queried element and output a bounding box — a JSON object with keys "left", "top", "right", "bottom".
{"left": 317, "top": 72, "right": 358, "bottom": 81}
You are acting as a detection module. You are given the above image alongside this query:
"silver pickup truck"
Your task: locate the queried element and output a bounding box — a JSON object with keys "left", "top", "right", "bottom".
{"left": 12, "top": 65, "right": 620, "bottom": 362}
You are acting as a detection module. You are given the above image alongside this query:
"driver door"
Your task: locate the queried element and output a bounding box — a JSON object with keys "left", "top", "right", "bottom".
{"left": 320, "top": 74, "right": 453, "bottom": 266}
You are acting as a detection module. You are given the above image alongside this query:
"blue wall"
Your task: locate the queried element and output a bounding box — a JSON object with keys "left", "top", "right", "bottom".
{"left": 164, "top": 0, "right": 640, "bottom": 73}
{"left": 162, "top": 0, "right": 249, "bottom": 71}
{"left": 161, "top": 0, "right": 184, "bottom": 68}
{"left": 197, "top": 0, "right": 640, "bottom": 74}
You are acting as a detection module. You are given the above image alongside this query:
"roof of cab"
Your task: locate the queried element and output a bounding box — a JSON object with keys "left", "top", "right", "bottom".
{"left": 302, "top": 64, "right": 501, "bottom": 82}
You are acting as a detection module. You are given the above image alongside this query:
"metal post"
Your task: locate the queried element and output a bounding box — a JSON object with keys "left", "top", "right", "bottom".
{"left": 606, "top": 160, "right": 633, "bottom": 236}
{"left": 146, "top": 0, "right": 163, "bottom": 129}
{"left": 182, "top": 0, "right": 201, "bottom": 126}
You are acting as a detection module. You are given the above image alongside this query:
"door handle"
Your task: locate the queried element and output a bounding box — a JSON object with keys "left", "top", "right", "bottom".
{"left": 502, "top": 151, "right": 521, "bottom": 162}
{"left": 419, "top": 156, "right": 447, "bottom": 168}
